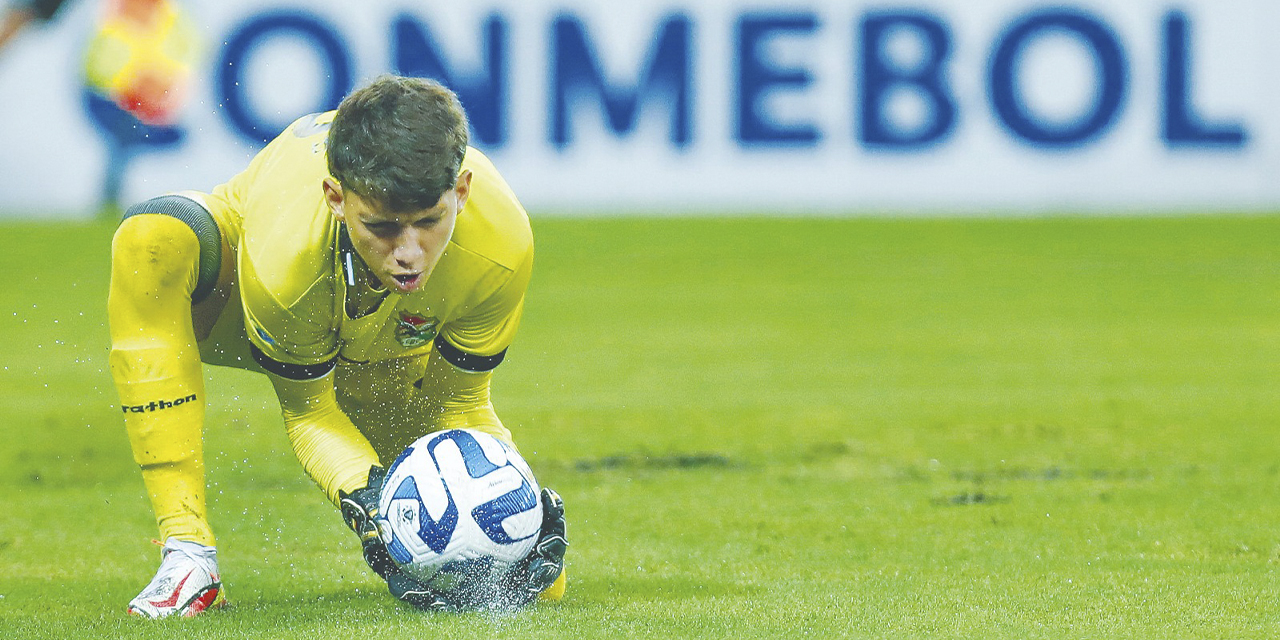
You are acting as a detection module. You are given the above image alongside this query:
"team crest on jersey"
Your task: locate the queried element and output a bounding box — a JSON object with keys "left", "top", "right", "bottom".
{"left": 395, "top": 312, "right": 439, "bottom": 348}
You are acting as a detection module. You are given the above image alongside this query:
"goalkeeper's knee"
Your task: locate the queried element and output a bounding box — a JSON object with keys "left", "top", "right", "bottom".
{"left": 539, "top": 568, "right": 567, "bottom": 602}
{"left": 112, "top": 195, "right": 222, "bottom": 304}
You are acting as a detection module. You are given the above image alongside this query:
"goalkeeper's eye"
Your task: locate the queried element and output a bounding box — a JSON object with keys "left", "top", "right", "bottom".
{"left": 366, "top": 221, "right": 399, "bottom": 238}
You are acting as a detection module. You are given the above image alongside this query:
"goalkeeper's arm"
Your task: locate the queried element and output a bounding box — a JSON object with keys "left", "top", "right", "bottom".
{"left": 267, "top": 371, "right": 403, "bottom": 579}
{"left": 409, "top": 345, "right": 513, "bottom": 442}
{"left": 267, "top": 371, "right": 380, "bottom": 505}
{"left": 268, "top": 350, "right": 568, "bottom": 608}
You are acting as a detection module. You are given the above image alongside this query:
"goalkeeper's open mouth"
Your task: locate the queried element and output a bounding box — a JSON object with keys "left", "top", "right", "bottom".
{"left": 391, "top": 272, "right": 422, "bottom": 293}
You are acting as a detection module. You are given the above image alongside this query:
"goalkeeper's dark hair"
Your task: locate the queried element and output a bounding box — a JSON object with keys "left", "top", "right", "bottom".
{"left": 327, "top": 75, "right": 469, "bottom": 212}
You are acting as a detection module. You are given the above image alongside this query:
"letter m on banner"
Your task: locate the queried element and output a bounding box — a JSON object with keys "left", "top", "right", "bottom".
{"left": 551, "top": 13, "right": 692, "bottom": 148}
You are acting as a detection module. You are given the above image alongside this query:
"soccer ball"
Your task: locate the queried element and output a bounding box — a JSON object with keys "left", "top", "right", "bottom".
{"left": 377, "top": 429, "right": 543, "bottom": 600}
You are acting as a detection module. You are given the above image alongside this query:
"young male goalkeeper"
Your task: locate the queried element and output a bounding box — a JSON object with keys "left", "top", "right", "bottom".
{"left": 108, "top": 75, "right": 567, "bottom": 618}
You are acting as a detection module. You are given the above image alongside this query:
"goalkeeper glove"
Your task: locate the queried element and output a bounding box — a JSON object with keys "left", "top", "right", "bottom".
{"left": 337, "top": 465, "right": 398, "bottom": 580}
{"left": 501, "top": 487, "right": 569, "bottom": 606}
{"left": 386, "top": 570, "right": 463, "bottom": 612}
{"left": 338, "top": 465, "right": 468, "bottom": 610}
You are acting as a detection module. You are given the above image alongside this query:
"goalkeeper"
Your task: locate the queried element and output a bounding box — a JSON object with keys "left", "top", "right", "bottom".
{"left": 108, "top": 75, "right": 567, "bottom": 618}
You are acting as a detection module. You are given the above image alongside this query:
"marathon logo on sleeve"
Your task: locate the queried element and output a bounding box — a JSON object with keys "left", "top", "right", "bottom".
{"left": 121, "top": 394, "right": 198, "bottom": 413}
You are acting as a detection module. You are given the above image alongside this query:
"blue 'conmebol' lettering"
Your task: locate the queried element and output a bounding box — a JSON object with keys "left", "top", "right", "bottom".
{"left": 735, "top": 13, "right": 820, "bottom": 146}
{"left": 1161, "top": 10, "right": 1247, "bottom": 148}
{"left": 218, "top": 11, "right": 352, "bottom": 144}
{"left": 989, "top": 9, "right": 1127, "bottom": 148}
{"left": 859, "top": 11, "right": 957, "bottom": 149}
{"left": 394, "top": 14, "right": 508, "bottom": 148}
{"left": 551, "top": 13, "right": 692, "bottom": 148}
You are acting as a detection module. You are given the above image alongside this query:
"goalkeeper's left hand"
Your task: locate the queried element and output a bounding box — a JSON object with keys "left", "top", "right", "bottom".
{"left": 501, "top": 487, "right": 569, "bottom": 605}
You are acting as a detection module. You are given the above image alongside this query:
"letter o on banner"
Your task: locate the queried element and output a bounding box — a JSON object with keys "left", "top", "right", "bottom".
{"left": 989, "top": 10, "right": 1127, "bottom": 148}
{"left": 218, "top": 11, "right": 353, "bottom": 144}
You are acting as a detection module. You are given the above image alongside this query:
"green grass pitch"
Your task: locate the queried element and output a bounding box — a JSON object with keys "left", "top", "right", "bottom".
{"left": 1, "top": 215, "right": 1278, "bottom": 638}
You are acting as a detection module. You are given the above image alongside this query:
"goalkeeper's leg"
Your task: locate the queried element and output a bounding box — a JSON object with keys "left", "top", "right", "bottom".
{"left": 109, "top": 196, "right": 229, "bottom": 617}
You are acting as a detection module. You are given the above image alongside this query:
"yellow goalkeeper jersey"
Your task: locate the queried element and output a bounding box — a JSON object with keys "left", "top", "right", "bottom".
{"left": 199, "top": 111, "right": 533, "bottom": 379}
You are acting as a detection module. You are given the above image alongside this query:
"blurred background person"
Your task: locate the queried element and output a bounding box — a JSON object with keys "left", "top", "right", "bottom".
{"left": 82, "top": 0, "right": 198, "bottom": 218}
{"left": 0, "top": 0, "right": 73, "bottom": 52}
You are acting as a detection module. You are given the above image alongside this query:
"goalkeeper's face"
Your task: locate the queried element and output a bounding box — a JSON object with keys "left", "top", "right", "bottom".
{"left": 324, "top": 172, "right": 472, "bottom": 294}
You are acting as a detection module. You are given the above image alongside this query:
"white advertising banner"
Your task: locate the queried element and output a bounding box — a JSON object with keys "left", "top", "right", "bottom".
{"left": 0, "top": 0, "right": 1275, "bottom": 216}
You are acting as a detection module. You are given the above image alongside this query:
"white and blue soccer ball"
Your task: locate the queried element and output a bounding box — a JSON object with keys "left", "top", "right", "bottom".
{"left": 377, "top": 429, "right": 543, "bottom": 595}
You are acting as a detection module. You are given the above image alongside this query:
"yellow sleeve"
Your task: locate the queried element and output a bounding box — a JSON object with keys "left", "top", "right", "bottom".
{"left": 406, "top": 247, "right": 533, "bottom": 449}
{"left": 269, "top": 372, "right": 381, "bottom": 504}
{"left": 413, "top": 349, "right": 512, "bottom": 446}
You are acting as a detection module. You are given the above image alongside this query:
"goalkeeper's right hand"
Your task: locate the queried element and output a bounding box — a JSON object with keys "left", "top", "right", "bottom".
{"left": 337, "top": 465, "right": 399, "bottom": 580}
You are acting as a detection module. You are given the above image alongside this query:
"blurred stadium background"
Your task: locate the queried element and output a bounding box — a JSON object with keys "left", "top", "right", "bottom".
{"left": 0, "top": 0, "right": 1274, "bottom": 217}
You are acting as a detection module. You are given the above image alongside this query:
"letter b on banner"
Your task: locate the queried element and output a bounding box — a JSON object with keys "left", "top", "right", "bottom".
{"left": 859, "top": 11, "right": 957, "bottom": 149}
